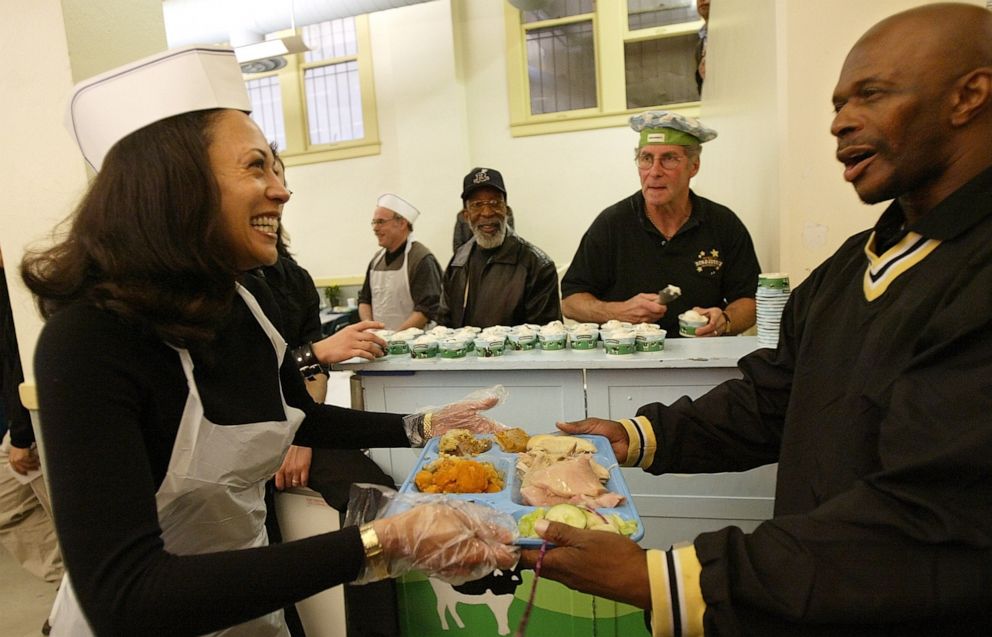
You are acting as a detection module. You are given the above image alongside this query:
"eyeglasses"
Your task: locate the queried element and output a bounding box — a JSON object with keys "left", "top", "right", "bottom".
{"left": 370, "top": 217, "right": 399, "bottom": 227}
{"left": 466, "top": 199, "right": 505, "bottom": 213}
{"left": 636, "top": 151, "right": 688, "bottom": 171}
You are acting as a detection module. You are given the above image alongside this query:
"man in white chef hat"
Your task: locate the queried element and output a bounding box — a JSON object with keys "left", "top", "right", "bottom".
{"left": 357, "top": 193, "right": 443, "bottom": 331}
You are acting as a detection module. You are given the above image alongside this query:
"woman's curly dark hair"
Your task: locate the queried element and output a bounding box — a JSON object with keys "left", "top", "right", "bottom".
{"left": 21, "top": 109, "right": 240, "bottom": 349}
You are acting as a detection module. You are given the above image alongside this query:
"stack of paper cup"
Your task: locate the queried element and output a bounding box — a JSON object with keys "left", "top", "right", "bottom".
{"left": 756, "top": 273, "right": 790, "bottom": 347}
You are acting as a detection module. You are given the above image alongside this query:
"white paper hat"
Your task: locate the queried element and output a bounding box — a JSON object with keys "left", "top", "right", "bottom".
{"left": 66, "top": 45, "right": 251, "bottom": 171}
{"left": 377, "top": 193, "right": 420, "bottom": 225}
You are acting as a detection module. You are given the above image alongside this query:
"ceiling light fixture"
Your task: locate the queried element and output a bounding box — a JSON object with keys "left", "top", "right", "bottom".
{"left": 235, "top": 34, "right": 309, "bottom": 64}
{"left": 234, "top": 0, "right": 309, "bottom": 73}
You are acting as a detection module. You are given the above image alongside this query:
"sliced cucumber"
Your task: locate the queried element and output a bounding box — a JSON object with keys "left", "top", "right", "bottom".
{"left": 581, "top": 506, "right": 608, "bottom": 529}
{"left": 588, "top": 523, "right": 621, "bottom": 534}
{"left": 545, "top": 503, "right": 587, "bottom": 529}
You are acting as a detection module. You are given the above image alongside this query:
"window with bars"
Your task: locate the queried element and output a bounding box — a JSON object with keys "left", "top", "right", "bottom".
{"left": 506, "top": 0, "right": 703, "bottom": 136}
{"left": 241, "top": 16, "right": 379, "bottom": 165}
{"left": 301, "top": 18, "right": 364, "bottom": 146}
{"left": 246, "top": 76, "right": 286, "bottom": 150}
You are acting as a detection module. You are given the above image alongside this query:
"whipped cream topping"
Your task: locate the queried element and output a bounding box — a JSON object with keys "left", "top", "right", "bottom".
{"left": 681, "top": 310, "right": 708, "bottom": 324}
{"left": 601, "top": 320, "right": 633, "bottom": 331}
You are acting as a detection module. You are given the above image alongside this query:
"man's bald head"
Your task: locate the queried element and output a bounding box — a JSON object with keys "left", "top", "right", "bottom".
{"left": 858, "top": 3, "right": 992, "bottom": 79}
{"left": 831, "top": 3, "right": 992, "bottom": 217}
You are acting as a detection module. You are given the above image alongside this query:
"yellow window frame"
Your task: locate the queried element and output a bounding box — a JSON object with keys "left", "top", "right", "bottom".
{"left": 505, "top": 2, "right": 702, "bottom": 137}
{"left": 244, "top": 16, "right": 381, "bottom": 167}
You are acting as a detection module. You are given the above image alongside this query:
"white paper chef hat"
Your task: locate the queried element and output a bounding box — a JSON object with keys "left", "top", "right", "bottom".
{"left": 66, "top": 45, "right": 251, "bottom": 171}
{"left": 377, "top": 193, "right": 420, "bottom": 225}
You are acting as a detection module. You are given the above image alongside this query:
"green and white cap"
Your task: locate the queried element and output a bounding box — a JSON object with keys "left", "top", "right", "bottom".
{"left": 629, "top": 110, "right": 717, "bottom": 148}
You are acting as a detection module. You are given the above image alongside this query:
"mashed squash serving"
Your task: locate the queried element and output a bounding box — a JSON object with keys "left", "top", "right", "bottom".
{"left": 414, "top": 456, "right": 504, "bottom": 494}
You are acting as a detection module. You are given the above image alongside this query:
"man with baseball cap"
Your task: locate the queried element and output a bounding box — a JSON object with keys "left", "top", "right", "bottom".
{"left": 452, "top": 172, "right": 515, "bottom": 253}
{"left": 561, "top": 110, "right": 760, "bottom": 337}
{"left": 357, "top": 193, "right": 442, "bottom": 330}
{"left": 437, "top": 167, "right": 561, "bottom": 328}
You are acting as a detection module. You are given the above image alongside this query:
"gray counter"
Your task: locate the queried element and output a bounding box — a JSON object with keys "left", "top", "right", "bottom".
{"left": 335, "top": 336, "right": 777, "bottom": 549}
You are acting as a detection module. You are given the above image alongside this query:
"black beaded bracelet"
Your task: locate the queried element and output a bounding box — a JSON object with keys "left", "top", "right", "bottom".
{"left": 291, "top": 342, "right": 326, "bottom": 380}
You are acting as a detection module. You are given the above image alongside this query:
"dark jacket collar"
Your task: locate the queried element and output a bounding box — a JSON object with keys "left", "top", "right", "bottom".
{"left": 451, "top": 228, "right": 522, "bottom": 267}
{"left": 876, "top": 164, "right": 992, "bottom": 241}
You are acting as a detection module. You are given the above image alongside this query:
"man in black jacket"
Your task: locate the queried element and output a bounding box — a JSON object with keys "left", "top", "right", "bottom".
{"left": 438, "top": 167, "right": 561, "bottom": 328}
{"left": 522, "top": 4, "right": 992, "bottom": 635}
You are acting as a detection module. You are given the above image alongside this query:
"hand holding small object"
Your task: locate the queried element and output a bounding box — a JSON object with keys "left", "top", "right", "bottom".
{"left": 357, "top": 500, "right": 519, "bottom": 585}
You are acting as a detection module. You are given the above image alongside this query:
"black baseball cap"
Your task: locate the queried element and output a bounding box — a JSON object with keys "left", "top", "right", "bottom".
{"left": 461, "top": 167, "right": 507, "bottom": 201}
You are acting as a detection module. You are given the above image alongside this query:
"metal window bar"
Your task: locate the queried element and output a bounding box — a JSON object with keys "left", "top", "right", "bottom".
{"left": 303, "top": 17, "right": 357, "bottom": 63}
{"left": 627, "top": 0, "right": 696, "bottom": 30}
{"left": 526, "top": 21, "right": 596, "bottom": 115}
{"left": 523, "top": 0, "right": 593, "bottom": 23}
{"left": 624, "top": 34, "right": 698, "bottom": 108}
{"left": 245, "top": 76, "right": 286, "bottom": 150}
{"left": 305, "top": 61, "right": 363, "bottom": 145}
{"left": 301, "top": 18, "right": 363, "bottom": 146}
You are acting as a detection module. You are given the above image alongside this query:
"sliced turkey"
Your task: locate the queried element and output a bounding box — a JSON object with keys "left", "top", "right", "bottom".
{"left": 519, "top": 455, "right": 625, "bottom": 508}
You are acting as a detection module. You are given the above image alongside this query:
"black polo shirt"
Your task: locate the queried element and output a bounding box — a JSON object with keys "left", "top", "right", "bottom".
{"left": 561, "top": 190, "right": 760, "bottom": 336}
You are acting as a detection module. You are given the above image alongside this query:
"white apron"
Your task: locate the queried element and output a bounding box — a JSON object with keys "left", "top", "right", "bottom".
{"left": 369, "top": 240, "right": 415, "bottom": 331}
{"left": 52, "top": 284, "right": 305, "bottom": 637}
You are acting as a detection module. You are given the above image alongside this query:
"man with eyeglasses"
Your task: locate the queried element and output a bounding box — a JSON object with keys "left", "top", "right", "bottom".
{"left": 437, "top": 167, "right": 562, "bottom": 328}
{"left": 357, "top": 193, "right": 443, "bottom": 331}
{"left": 561, "top": 110, "right": 760, "bottom": 338}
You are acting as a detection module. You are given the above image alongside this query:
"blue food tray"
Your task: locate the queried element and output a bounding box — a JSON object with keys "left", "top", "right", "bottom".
{"left": 397, "top": 433, "right": 644, "bottom": 546}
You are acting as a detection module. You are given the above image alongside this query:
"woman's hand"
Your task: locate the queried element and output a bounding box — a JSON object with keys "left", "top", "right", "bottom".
{"left": 364, "top": 501, "right": 519, "bottom": 585}
{"left": 311, "top": 320, "right": 387, "bottom": 363}
{"left": 274, "top": 445, "right": 312, "bottom": 490}
{"left": 429, "top": 386, "right": 508, "bottom": 438}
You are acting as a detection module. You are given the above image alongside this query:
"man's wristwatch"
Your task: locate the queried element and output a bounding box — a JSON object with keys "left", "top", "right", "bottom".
{"left": 721, "top": 311, "right": 732, "bottom": 336}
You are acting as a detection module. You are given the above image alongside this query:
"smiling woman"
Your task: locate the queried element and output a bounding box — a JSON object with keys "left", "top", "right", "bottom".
{"left": 19, "top": 45, "right": 518, "bottom": 637}
{"left": 208, "top": 111, "right": 290, "bottom": 271}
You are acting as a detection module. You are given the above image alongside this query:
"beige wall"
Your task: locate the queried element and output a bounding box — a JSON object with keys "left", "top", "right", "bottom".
{"left": 0, "top": 0, "right": 165, "bottom": 387}
{"left": 284, "top": 0, "right": 985, "bottom": 285}
{"left": 1, "top": 0, "right": 84, "bottom": 387}
{"left": 4, "top": 0, "right": 985, "bottom": 394}
{"left": 282, "top": 0, "right": 471, "bottom": 279}
{"left": 701, "top": 0, "right": 985, "bottom": 283}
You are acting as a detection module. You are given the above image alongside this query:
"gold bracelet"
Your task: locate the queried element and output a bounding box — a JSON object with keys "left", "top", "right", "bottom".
{"left": 422, "top": 412, "right": 433, "bottom": 439}
{"left": 721, "top": 311, "right": 732, "bottom": 336}
{"left": 359, "top": 522, "right": 388, "bottom": 579}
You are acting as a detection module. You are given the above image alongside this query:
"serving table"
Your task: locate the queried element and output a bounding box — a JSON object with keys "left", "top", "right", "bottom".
{"left": 334, "top": 336, "right": 776, "bottom": 549}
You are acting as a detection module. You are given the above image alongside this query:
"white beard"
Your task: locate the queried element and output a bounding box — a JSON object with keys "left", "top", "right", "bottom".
{"left": 472, "top": 221, "right": 507, "bottom": 250}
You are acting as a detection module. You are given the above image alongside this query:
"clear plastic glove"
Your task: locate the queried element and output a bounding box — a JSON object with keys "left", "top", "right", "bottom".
{"left": 423, "top": 385, "right": 511, "bottom": 441}
{"left": 346, "top": 484, "right": 519, "bottom": 585}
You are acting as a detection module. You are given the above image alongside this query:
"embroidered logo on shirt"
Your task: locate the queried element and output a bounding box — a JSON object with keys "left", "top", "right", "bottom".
{"left": 862, "top": 231, "right": 941, "bottom": 301}
{"left": 695, "top": 249, "right": 723, "bottom": 274}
